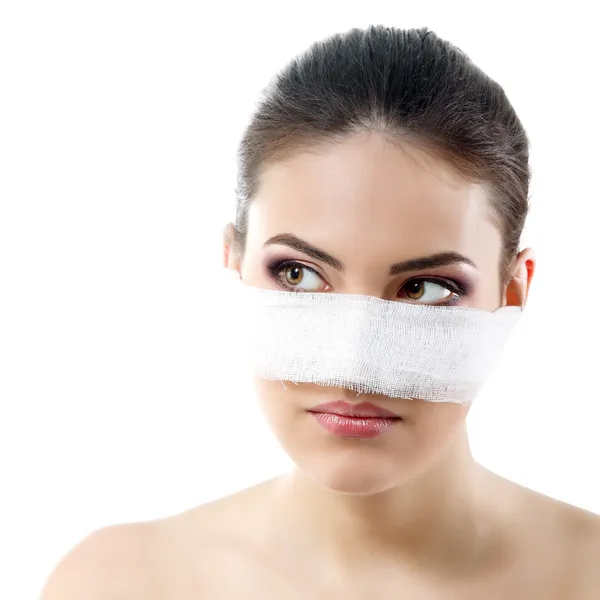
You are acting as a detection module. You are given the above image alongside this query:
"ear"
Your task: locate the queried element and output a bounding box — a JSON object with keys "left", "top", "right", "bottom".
{"left": 503, "top": 247, "right": 536, "bottom": 308}
{"left": 223, "top": 223, "right": 242, "bottom": 272}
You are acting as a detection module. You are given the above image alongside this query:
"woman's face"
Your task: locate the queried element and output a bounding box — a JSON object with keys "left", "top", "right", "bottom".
{"left": 224, "top": 132, "right": 532, "bottom": 495}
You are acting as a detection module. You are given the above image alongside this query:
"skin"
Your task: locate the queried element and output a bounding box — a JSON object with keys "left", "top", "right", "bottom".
{"left": 42, "top": 132, "right": 600, "bottom": 599}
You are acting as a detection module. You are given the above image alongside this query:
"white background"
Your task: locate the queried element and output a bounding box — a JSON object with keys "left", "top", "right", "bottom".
{"left": 1, "top": 2, "right": 599, "bottom": 598}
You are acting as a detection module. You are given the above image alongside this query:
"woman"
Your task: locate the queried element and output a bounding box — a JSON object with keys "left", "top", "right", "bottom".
{"left": 43, "top": 25, "right": 600, "bottom": 599}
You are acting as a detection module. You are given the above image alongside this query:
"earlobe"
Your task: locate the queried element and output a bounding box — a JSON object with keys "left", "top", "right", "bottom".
{"left": 504, "top": 248, "right": 536, "bottom": 308}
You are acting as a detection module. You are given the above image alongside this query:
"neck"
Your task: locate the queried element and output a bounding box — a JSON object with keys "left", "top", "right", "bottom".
{"left": 268, "top": 427, "right": 505, "bottom": 579}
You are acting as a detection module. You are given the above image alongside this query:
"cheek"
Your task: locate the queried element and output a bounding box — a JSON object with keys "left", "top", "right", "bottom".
{"left": 476, "top": 272, "right": 504, "bottom": 309}
{"left": 253, "top": 379, "right": 321, "bottom": 464}
{"left": 238, "top": 242, "right": 266, "bottom": 284}
{"left": 253, "top": 378, "right": 299, "bottom": 430}
{"left": 407, "top": 402, "right": 471, "bottom": 454}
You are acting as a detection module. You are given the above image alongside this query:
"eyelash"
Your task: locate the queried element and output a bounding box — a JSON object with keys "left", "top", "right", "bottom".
{"left": 266, "top": 259, "right": 471, "bottom": 305}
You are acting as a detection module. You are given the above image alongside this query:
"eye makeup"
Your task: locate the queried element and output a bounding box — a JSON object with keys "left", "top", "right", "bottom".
{"left": 263, "top": 255, "right": 475, "bottom": 305}
{"left": 265, "top": 258, "right": 329, "bottom": 293}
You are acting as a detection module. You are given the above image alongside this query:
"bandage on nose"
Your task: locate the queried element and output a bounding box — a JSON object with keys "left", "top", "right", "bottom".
{"left": 226, "top": 276, "right": 522, "bottom": 404}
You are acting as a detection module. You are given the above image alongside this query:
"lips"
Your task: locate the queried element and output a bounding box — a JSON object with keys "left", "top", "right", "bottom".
{"left": 307, "top": 400, "right": 401, "bottom": 419}
{"left": 307, "top": 400, "right": 401, "bottom": 438}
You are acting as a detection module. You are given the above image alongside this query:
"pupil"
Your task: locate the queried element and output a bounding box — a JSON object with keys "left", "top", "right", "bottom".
{"left": 286, "top": 266, "right": 302, "bottom": 284}
{"left": 407, "top": 281, "right": 424, "bottom": 298}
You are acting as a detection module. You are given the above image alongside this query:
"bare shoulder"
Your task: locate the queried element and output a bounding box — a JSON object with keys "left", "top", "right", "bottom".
{"left": 511, "top": 480, "right": 600, "bottom": 596}
{"left": 41, "top": 478, "right": 278, "bottom": 600}
{"left": 560, "top": 502, "right": 600, "bottom": 596}
{"left": 162, "top": 476, "right": 280, "bottom": 553}
{"left": 40, "top": 520, "right": 164, "bottom": 600}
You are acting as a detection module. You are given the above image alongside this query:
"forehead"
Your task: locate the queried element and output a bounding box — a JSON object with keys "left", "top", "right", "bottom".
{"left": 247, "top": 133, "right": 501, "bottom": 266}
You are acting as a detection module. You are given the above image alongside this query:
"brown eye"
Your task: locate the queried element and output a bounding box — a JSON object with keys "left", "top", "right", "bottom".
{"left": 401, "top": 279, "right": 454, "bottom": 303}
{"left": 276, "top": 262, "right": 328, "bottom": 292}
{"left": 405, "top": 280, "right": 425, "bottom": 300}
{"left": 284, "top": 266, "right": 304, "bottom": 286}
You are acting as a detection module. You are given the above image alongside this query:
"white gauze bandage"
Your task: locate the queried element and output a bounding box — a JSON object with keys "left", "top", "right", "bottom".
{"left": 227, "top": 275, "right": 522, "bottom": 404}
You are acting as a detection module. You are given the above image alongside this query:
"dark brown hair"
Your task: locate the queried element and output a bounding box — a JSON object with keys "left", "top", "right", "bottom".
{"left": 235, "top": 25, "right": 530, "bottom": 283}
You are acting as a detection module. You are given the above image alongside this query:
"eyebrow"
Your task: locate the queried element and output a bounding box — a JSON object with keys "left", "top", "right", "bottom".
{"left": 263, "top": 233, "right": 477, "bottom": 275}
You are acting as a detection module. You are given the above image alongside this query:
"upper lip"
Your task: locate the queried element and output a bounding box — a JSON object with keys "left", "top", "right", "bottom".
{"left": 308, "top": 400, "right": 401, "bottom": 418}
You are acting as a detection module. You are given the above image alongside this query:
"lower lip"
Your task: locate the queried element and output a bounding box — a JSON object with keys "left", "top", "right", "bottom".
{"left": 309, "top": 412, "right": 399, "bottom": 438}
